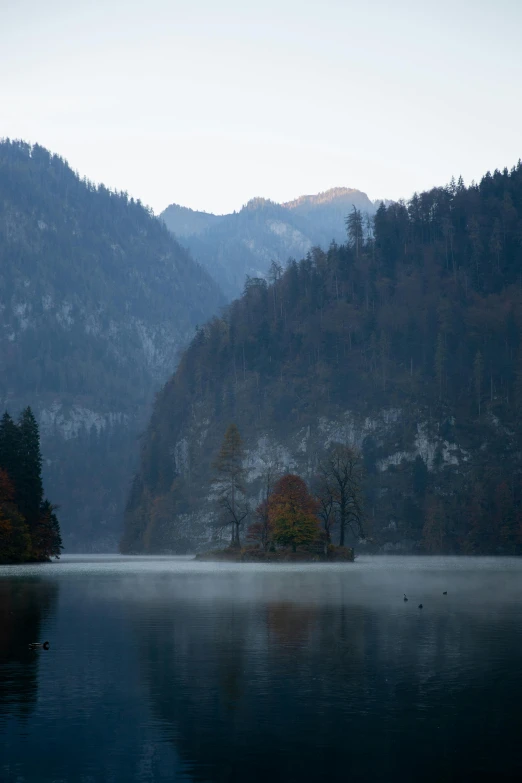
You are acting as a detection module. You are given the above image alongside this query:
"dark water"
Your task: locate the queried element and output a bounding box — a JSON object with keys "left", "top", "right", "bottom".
{"left": 1, "top": 556, "right": 522, "bottom": 782}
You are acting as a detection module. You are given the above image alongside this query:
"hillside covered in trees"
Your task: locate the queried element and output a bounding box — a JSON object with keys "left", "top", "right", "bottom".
{"left": 161, "top": 188, "right": 381, "bottom": 298}
{"left": 124, "top": 163, "right": 522, "bottom": 556}
{"left": 0, "top": 408, "right": 62, "bottom": 563}
{"left": 0, "top": 139, "right": 224, "bottom": 551}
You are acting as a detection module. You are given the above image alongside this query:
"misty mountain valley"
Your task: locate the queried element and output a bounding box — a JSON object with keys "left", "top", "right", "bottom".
{"left": 2, "top": 1, "right": 522, "bottom": 781}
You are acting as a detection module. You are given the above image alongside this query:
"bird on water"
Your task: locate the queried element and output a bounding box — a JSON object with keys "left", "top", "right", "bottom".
{"left": 418, "top": 604, "right": 423, "bottom": 609}
{"left": 403, "top": 594, "right": 408, "bottom": 602}
{"left": 443, "top": 591, "right": 448, "bottom": 595}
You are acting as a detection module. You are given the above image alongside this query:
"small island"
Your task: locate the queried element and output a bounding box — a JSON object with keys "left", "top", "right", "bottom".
{"left": 198, "top": 425, "right": 364, "bottom": 563}
{"left": 195, "top": 546, "right": 355, "bottom": 563}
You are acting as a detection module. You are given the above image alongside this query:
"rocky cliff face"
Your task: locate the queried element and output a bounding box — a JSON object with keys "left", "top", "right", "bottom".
{"left": 0, "top": 140, "right": 224, "bottom": 551}
{"left": 134, "top": 404, "right": 476, "bottom": 554}
{"left": 160, "top": 188, "right": 382, "bottom": 298}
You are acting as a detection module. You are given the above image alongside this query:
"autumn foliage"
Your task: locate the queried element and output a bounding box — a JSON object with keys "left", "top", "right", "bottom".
{"left": 267, "top": 474, "right": 320, "bottom": 552}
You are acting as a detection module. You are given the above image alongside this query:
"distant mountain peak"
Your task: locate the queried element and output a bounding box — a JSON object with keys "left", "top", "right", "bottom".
{"left": 160, "top": 186, "right": 384, "bottom": 298}
{"left": 283, "top": 187, "right": 371, "bottom": 209}
{"left": 244, "top": 197, "right": 277, "bottom": 210}
{"left": 160, "top": 202, "right": 221, "bottom": 237}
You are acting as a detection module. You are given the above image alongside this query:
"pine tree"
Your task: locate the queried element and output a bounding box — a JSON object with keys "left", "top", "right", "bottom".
{"left": 0, "top": 469, "right": 31, "bottom": 563}
{"left": 0, "top": 412, "right": 21, "bottom": 488}
{"left": 17, "top": 407, "right": 44, "bottom": 527}
{"left": 33, "top": 500, "right": 63, "bottom": 560}
{"left": 346, "top": 206, "right": 364, "bottom": 258}
{"left": 0, "top": 408, "right": 62, "bottom": 563}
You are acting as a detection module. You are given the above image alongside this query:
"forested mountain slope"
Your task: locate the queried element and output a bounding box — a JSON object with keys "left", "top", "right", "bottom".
{"left": 161, "top": 188, "right": 379, "bottom": 298}
{"left": 0, "top": 140, "right": 224, "bottom": 551}
{"left": 124, "top": 164, "right": 522, "bottom": 555}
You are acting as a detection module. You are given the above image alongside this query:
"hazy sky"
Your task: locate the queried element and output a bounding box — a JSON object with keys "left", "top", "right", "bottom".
{"left": 2, "top": 0, "right": 521, "bottom": 215}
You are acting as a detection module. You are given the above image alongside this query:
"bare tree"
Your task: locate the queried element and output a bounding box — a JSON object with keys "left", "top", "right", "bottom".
{"left": 212, "top": 424, "right": 248, "bottom": 547}
{"left": 318, "top": 443, "right": 365, "bottom": 546}
{"left": 250, "top": 448, "right": 284, "bottom": 550}
{"left": 314, "top": 474, "right": 336, "bottom": 552}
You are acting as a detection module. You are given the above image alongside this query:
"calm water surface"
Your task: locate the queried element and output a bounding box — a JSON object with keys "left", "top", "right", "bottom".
{"left": 1, "top": 555, "right": 522, "bottom": 782}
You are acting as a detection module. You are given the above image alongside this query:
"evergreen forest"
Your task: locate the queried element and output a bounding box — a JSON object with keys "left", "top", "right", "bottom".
{"left": 124, "top": 162, "right": 522, "bottom": 556}
{"left": 0, "top": 407, "right": 62, "bottom": 563}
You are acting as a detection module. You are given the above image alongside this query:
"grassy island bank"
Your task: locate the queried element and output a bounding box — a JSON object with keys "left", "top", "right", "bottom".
{"left": 195, "top": 546, "right": 355, "bottom": 563}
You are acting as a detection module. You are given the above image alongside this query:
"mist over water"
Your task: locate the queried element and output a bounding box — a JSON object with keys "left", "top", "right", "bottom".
{"left": 1, "top": 556, "right": 522, "bottom": 782}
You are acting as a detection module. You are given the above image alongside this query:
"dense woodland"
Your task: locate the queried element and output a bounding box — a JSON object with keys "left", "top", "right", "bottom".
{"left": 124, "top": 162, "right": 522, "bottom": 555}
{"left": 0, "top": 407, "right": 62, "bottom": 563}
{"left": 0, "top": 139, "right": 223, "bottom": 551}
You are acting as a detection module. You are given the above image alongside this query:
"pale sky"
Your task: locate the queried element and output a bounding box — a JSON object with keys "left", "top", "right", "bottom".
{"left": 1, "top": 0, "right": 521, "bottom": 215}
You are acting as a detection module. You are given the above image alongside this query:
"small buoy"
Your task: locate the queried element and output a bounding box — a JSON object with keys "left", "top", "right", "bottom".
{"left": 43, "top": 641, "right": 50, "bottom": 650}
{"left": 403, "top": 594, "right": 408, "bottom": 602}
{"left": 418, "top": 604, "right": 423, "bottom": 609}
{"left": 443, "top": 591, "right": 447, "bottom": 595}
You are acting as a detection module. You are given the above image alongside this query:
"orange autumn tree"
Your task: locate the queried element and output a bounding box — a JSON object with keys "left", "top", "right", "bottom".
{"left": 268, "top": 474, "right": 320, "bottom": 552}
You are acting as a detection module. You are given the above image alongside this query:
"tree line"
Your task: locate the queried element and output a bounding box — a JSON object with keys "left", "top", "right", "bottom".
{"left": 212, "top": 423, "right": 364, "bottom": 553}
{"left": 0, "top": 407, "right": 62, "bottom": 563}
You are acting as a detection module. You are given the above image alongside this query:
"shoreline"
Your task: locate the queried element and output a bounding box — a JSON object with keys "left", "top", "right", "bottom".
{"left": 194, "top": 547, "right": 355, "bottom": 563}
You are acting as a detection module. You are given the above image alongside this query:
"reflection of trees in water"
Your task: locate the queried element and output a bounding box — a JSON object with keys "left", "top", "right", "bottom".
{"left": 136, "top": 597, "right": 522, "bottom": 783}
{"left": 265, "top": 601, "right": 317, "bottom": 648}
{"left": 0, "top": 578, "right": 58, "bottom": 720}
{"left": 136, "top": 599, "right": 368, "bottom": 783}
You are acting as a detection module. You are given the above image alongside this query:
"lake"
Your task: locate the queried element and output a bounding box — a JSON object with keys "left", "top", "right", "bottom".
{"left": 1, "top": 555, "right": 522, "bottom": 782}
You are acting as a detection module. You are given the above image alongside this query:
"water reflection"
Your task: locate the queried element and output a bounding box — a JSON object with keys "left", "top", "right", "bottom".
{"left": 133, "top": 567, "right": 522, "bottom": 783}
{"left": 0, "top": 577, "right": 58, "bottom": 720}
{"left": 0, "top": 557, "right": 521, "bottom": 782}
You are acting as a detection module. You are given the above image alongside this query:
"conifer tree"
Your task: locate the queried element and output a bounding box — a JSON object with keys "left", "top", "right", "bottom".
{"left": 0, "top": 468, "right": 31, "bottom": 563}
{"left": 0, "top": 408, "right": 62, "bottom": 563}
{"left": 346, "top": 206, "right": 364, "bottom": 258}
{"left": 33, "top": 500, "right": 63, "bottom": 560}
{"left": 17, "top": 407, "right": 43, "bottom": 527}
{"left": 0, "top": 413, "right": 20, "bottom": 489}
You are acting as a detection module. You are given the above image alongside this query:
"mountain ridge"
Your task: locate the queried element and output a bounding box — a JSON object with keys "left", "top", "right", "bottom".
{"left": 0, "top": 139, "right": 224, "bottom": 551}
{"left": 160, "top": 187, "right": 386, "bottom": 298}
{"left": 282, "top": 186, "right": 375, "bottom": 210}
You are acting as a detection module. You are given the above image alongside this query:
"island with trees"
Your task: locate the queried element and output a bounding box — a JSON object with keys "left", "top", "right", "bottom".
{"left": 196, "top": 424, "right": 364, "bottom": 562}
{"left": 0, "top": 407, "right": 62, "bottom": 564}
